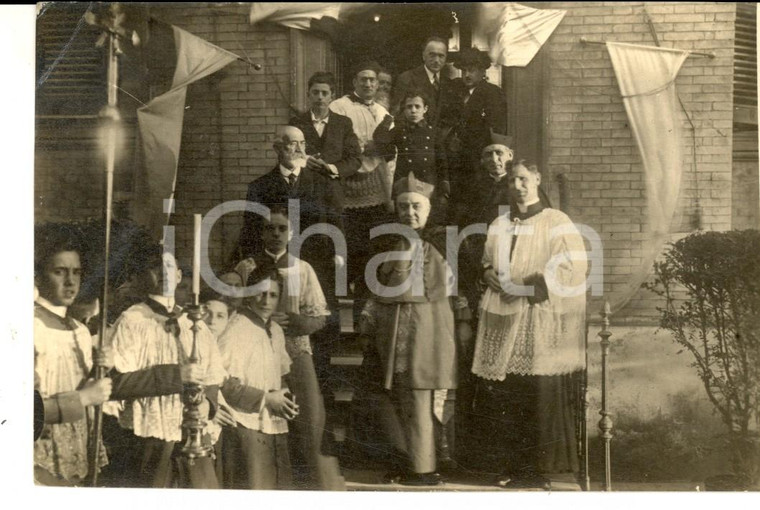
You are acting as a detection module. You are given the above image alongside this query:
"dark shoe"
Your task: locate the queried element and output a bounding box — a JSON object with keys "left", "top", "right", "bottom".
{"left": 399, "top": 471, "right": 443, "bottom": 486}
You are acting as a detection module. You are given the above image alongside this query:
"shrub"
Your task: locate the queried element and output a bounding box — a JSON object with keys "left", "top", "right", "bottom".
{"left": 646, "top": 230, "right": 760, "bottom": 483}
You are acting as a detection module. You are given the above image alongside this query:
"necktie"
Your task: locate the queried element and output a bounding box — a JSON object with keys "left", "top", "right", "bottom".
{"left": 432, "top": 74, "right": 439, "bottom": 92}
{"left": 287, "top": 173, "right": 297, "bottom": 187}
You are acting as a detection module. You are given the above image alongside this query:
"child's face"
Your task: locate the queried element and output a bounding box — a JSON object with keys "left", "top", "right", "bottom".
{"left": 262, "top": 213, "right": 291, "bottom": 254}
{"left": 36, "top": 250, "right": 81, "bottom": 307}
{"left": 403, "top": 96, "right": 428, "bottom": 124}
{"left": 143, "top": 253, "right": 182, "bottom": 297}
{"left": 204, "top": 300, "right": 231, "bottom": 338}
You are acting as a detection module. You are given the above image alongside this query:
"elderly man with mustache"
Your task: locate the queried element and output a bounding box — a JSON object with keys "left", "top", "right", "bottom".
{"left": 239, "top": 125, "right": 343, "bottom": 269}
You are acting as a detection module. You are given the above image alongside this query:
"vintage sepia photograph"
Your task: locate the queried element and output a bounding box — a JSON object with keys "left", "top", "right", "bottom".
{"left": 17, "top": 1, "right": 760, "bottom": 498}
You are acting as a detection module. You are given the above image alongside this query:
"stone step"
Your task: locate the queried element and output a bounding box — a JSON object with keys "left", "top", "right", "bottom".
{"left": 344, "top": 469, "right": 584, "bottom": 492}
{"left": 338, "top": 297, "right": 354, "bottom": 334}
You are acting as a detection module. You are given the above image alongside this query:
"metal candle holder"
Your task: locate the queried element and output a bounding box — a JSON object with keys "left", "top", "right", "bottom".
{"left": 180, "top": 299, "right": 213, "bottom": 462}
{"left": 598, "top": 301, "right": 614, "bottom": 491}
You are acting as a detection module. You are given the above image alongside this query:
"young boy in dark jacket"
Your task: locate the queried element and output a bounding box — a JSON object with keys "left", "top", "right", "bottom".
{"left": 374, "top": 89, "right": 450, "bottom": 223}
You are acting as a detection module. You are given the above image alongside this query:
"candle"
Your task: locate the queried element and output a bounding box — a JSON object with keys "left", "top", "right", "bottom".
{"left": 193, "top": 214, "right": 201, "bottom": 298}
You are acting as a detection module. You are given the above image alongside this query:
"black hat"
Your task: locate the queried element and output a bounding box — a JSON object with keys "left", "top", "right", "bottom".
{"left": 453, "top": 47, "right": 492, "bottom": 70}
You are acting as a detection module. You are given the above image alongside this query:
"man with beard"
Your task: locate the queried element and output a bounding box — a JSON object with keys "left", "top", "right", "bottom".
{"left": 448, "top": 48, "right": 507, "bottom": 225}
{"left": 239, "top": 125, "right": 342, "bottom": 270}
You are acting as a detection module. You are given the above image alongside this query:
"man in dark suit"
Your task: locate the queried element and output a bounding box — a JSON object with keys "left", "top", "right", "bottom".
{"left": 448, "top": 47, "right": 508, "bottom": 225}
{"left": 239, "top": 125, "right": 342, "bottom": 269}
{"left": 392, "top": 36, "right": 459, "bottom": 131}
{"left": 289, "top": 71, "right": 362, "bottom": 218}
{"left": 288, "top": 72, "right": 361, "bottom": 387}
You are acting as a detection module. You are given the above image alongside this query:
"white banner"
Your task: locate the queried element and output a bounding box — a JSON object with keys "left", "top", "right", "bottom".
{"left": 480, "top": 3, "right": 566, "bottom": 67}
{"left": 606, "top": 41, "right": 690, "bottom": 312}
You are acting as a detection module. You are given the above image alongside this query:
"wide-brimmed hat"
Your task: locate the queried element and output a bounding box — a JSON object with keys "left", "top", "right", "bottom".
{"left": 453, "top": 47, "right": 492, "bottom": 70}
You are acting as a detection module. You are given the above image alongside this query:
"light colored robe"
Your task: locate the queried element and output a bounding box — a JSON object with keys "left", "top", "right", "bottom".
{"left": 473, "top": 208, "right": 587, "bottom": 380}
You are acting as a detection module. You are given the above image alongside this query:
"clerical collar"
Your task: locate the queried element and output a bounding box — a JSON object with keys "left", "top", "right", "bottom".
{"left": 489, "top": 171, "right": 507, "bottom": 182}
{"left": 36, "top": 296, "right": 67, "bottom": 319}
{"left": 511, "top": 199, "right": 545, "bottom": 222}
{"left": 148, "top": 294, "right": 176, "bottom": 314}
{"left": 310, "top": 110, "right": 330, "bottom": 123}
{"left": 349, "top": 92, "right": 374, "bottom": 106}
{"left": 279, "top": 164, "right": 302, "bottom": 178}
{"left": 424, "top": 66, "right": 439, "bottom": 85}
{"left": 265, "top": 248, "right": 287, "bottom": 263}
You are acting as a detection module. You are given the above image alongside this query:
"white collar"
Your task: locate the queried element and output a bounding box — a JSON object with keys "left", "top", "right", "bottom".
{"left": 279, "top": 164, "right": 302, "bottom": 178}
{"left": 489, "top": 171, "right": 507, "bottom": 182}
{"left": 265, "top": 249, "right": 287, "bottom": 262}
{"left": 516, "top": 196, "right": 541, "bottom": 212}
{"left": 148, "top": 294, "right": 176, "bottom": 312}
{"left": 310, "top": 110, "right": 330, "bottom": 123}
{"left": 352, "top": 92, "right": 374, "bottom": 106}
{"left": 36, "top": 296, "right": 67, "bottom": 319}
{"left": 424, "top": 66, "right": 439, "bottom": 84}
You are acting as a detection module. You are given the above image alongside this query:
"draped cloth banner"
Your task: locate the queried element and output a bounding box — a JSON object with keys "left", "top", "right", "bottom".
{"left": 477, "top": 2, "right": 566, "bottom": 67}
{"left": 249, "top": 3, "right": 342, "bottom": 29}
{"left": 605, "top": 42, "right": 690, "bottom": 313}
{"left": 133, "top": 25, "right": 238, "bottom": 240}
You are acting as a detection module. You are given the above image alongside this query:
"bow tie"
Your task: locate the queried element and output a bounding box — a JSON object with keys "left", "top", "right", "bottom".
{"left": 145, "top": 299, "right": 183, "bottom": 336}
{"left": 240, "top": 308, "right": 273, "bottom": 338}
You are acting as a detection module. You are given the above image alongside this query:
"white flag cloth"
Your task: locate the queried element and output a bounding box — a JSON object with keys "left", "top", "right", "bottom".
{"left": 134, "top": 25, "right": 237, "bottom": 238}
{"left": 249, "top": 3, "right": 341, "bottom": 29}
{"left": 606, "top": 41, "right": 689, "bottom": 312}
{"left": 480, "top": 3, "right": 566, "bottom": 67}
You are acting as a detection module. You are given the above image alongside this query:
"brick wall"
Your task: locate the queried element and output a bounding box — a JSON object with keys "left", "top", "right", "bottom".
{"left": 35, "top": 3, "right": 743, "bottom": 319}
{"left": 150, "top": 5, "right": 295, "bottom": 272}
{"left": 544, "top": 1, "right": 736, "bottom": 321}
{"left": 35, "top": 4, "right": 297, "bottom": 273}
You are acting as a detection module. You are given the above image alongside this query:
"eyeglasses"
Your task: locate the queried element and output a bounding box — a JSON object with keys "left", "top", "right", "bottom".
{"left": 285, "top": 140, "right": 307, "bottom": 149}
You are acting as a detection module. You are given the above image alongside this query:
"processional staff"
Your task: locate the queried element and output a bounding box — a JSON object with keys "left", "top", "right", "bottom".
{"left": 85, "top": 3, "right": 125, "bottom": 486}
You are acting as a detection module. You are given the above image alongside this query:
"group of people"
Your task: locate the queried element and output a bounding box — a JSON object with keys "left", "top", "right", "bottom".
{"left": 34, "top": 39, "right": 588, "bottom": 490}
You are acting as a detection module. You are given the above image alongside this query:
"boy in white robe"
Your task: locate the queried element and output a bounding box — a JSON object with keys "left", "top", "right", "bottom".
{"left": 33, "top": 224, "right": 113, "bottom": 485}
{"left": 217, "top": 268, "right": 297, "bottom": 489}
{"left": 106, "top": 249, "right": 226, "bottom": 487}
{"left": 234, "top": 205, "right": 345, "bottom": 490}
